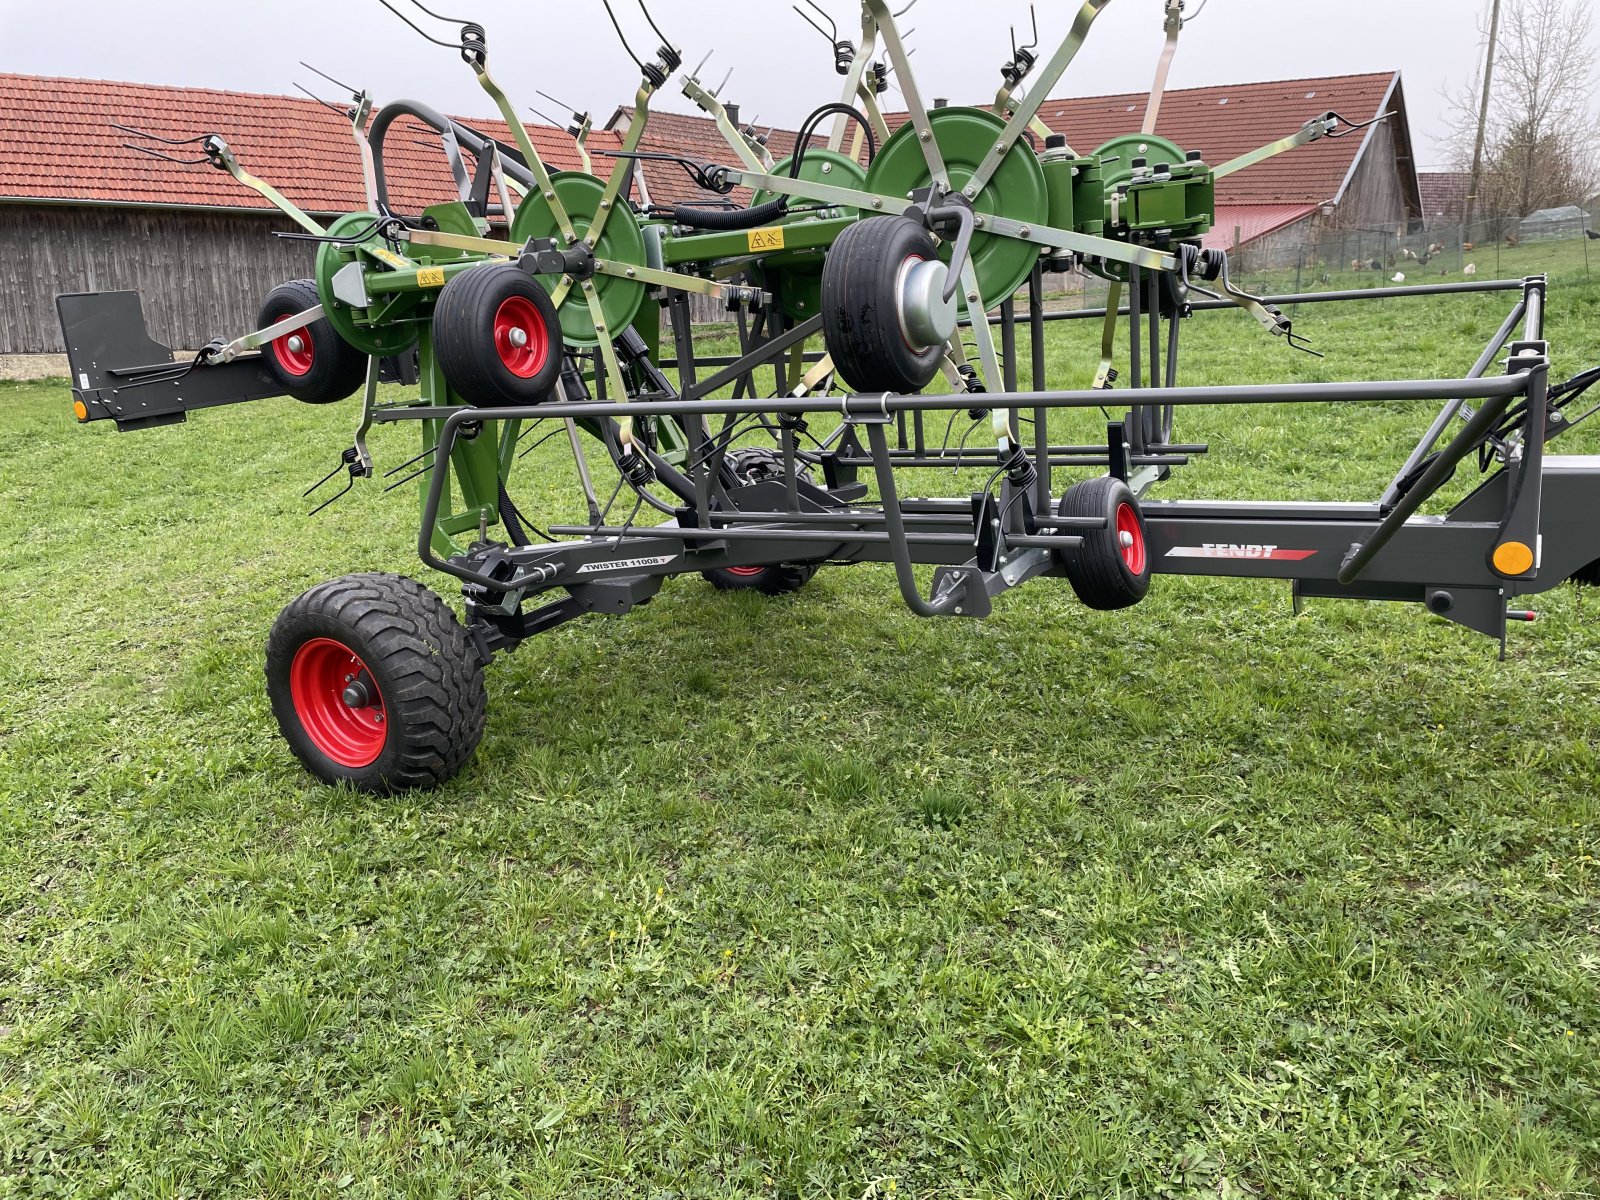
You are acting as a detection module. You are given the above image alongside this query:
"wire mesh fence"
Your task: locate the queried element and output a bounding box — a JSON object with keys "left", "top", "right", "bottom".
{"left": 1034, "top": 203, "right": 1599, "bottom": 314}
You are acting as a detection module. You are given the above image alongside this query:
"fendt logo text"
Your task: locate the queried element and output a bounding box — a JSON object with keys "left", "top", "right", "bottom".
{"left": 1165, "top": 544, "right": 1318, "bottom": 561}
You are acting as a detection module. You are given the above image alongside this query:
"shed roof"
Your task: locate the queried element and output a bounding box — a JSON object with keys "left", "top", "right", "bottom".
{"left": 0, "top": 73, "right": 615, "bottom": 216}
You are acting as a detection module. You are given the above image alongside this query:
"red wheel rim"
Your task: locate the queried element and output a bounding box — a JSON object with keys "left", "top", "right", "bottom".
{"left": 288, "top": 638, "right": 387, "bottom": 769}
{"left": 1115, "top": 502, "right": 1147, "bottom": 576}
{"left": 725, "top": 566, "right": 768, "bottom": 578}
{"left": 493, "top": 295, "right": 549, "bottom": 378}
{"left": 269, "top": 313, "right": 316, "bottom": 377}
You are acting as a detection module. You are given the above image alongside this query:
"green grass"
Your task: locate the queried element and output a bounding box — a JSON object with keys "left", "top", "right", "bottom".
{"left": 3, "top": 279, "right": 1600, "bottom": 1198}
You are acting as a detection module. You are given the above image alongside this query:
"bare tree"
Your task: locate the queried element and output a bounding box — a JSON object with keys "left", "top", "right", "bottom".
{"left": 1445, "top": 0, "right": 1599, "bottom": 222}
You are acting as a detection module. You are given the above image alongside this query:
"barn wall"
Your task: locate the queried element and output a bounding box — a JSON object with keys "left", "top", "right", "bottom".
{"left": 1333, "top": 120, "right": 1408, "bottom": 233}
{"left": 0, "top": 203, "right": 314, "bottom": 355}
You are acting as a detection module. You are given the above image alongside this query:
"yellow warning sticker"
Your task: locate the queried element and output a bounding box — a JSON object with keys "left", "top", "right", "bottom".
{"left": 370, "top": 246, "right": 411, "bottom": 271}
{"left": 747, "top": 227, "right": 786, "bottom": 253}
{"left": 416, "top": 266, "right": 447, "bottom": 288}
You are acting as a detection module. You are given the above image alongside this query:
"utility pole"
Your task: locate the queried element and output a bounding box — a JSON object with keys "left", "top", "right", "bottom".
{"left": 1464, "top": 0, "right": 1503, "bottom": 234}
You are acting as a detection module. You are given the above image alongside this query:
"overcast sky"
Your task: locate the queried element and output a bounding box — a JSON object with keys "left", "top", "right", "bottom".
{"left": 3, "top": 0, "right": 1598, "bottom": 170}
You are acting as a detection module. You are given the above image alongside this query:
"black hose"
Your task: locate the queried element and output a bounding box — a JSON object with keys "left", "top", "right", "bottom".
{"left": 671, "top": 199, "right": 787, "bottom": 231}
{"left": 789, "top": 102, "right": 877, "bottom": 178}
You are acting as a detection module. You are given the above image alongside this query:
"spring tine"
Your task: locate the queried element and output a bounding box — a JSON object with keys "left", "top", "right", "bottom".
{"left": 292, "top": 82, "right": 351, "bottom": 117}
{"left": 121, "top": 143, "right": 209, "bottom": 166}
{"left": 375, "top": 0, "right": 463, "bottom": 49}
{"left": 633, "top": 0, "right": 673, "bottom": 48}
{"left": 598, "top": 0, "right": 646, "bottom": 68}
{"left": 1021, "top": 5, "right": 1039, "bottom": 52}
{"left": 528, "top": 103, "right": 566, "bottom": 129}
{"left": 298, "top": 60, "right": 360, "bottom": 96}
{"left": 893, "top": 0, "right": 917, "bottom": 16}
{"left": 793, "top": 5, "right": 832, "bottom": 42}
{"left": 109, "top": 122, "right": 209, "bottom": 147}
{"left": 690, "top": 49, "right": 713, "bottom": 79}
{"left": 382, "top": 464, "right": 434, "bottom": 493}
{"left": 304, "top": 459, "right": 349, "bottom": 498}
{"left": 713, "top": 67, "right": 734, "bottom": 98}
{"left": 797, "top": 0, "right": 837, "bottom": 40}
{"left": 406, "top": 0, "right": 475, "bottom": 23}
{"left": 382, "top": 444, "right": 437, "bottom": 479}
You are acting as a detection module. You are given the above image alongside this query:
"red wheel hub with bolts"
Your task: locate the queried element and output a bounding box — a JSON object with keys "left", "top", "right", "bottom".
{"left": 493, "top": 295, "right": 549, "bottom": 378}
{"left": 288, "top": 637, "right": 387, "bottom": 768}
{"left": 1115, "top": 502, "right": 1147, "bottom": 576}
{"left": 269, "top": 320, "right": 315, "bottom": 377}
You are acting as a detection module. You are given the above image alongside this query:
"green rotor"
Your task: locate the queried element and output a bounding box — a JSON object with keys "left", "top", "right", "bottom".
{"left": 753, "top": 148, "right": 867, "bottom": 322}
{"left": 314, "top": 212, "right": 423, "bottom": 358}
{"left": 512, "top": 171, "right": 647, "bottom": 348}
{"left": 864, "top": 107, "right": 1049, "bottom": 305}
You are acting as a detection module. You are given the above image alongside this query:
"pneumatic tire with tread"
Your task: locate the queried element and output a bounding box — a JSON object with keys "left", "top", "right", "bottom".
{"left": 1055, "top": 476, "right": 1152, "bottom": 611}
{"left": 259, "top": 279, "right": 369, "bottom": 404}
{"left": 432, "top": 263, "right": 562, "bottom": 407}
{"left": 265, "top": 572, "right": 487, "bottom": 793}
{"left": 821, "top": 215, "right": 946, "bottom": 394}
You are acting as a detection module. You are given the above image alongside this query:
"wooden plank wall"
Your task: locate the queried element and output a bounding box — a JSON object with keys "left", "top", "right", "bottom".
{"left": 0, "top": 204, "right": 314, "bottom": 354}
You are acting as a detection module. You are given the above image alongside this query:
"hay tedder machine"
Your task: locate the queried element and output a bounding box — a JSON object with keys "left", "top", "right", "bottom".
{"left": 57, "top": 0, "right": 1600, "bottom": 792}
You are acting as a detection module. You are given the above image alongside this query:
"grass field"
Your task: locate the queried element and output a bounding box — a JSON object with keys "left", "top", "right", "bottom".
{"left": 3, "top": 278, "right": 1600, "bottom": 1198}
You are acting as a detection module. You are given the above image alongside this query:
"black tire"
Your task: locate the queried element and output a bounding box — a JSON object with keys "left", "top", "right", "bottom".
{"left": 265, "top": 573, "right": 487, "bottom": 793}
{"left": 1055, "top": 476, "right": 1152, "bottom": 611}
{"left": 821, "top": 215, "right": 947, "bottom": 394}
{"left": 432, "top": 264, "right": 562, "bottom": 407}
{"left": 259, "top": 279, "right": 370, "bottom": 404}
{"left": 702, "top": 449, "right": 821, "bottom": 595}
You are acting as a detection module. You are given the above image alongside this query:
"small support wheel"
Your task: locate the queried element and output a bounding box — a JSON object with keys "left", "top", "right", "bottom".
{"left": 259, "top": 279, "right": 369, "bottom": 404}
{"left": 432, "top": 263, "right": 562, "bottom": 407}
{"left": 265, "top": 573, "right": 487, "bottom": 793}
{"left": 1055, "top": 476, "right": 1152, "bottom": 611}
{"left": 821, "top": 215, "right": 956, "bottom": 394}
{"left": 702, "top": 449, "right": 821, "bottom": 595}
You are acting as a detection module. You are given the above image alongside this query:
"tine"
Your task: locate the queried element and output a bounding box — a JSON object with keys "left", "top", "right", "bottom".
{"left": 299, "top": 60, "right": 359, "bottom": 95}
{"left": 308, "top": 477, "right": 354, "bottom": 516}
{"left": 797, "top": 0, "right": 837, "bottom": 39}
{"left": 634, "top": 0, "right": 673, "bottom": 47}
{"left": 375, "top": 0, "right": 463, "bottom": 48}
{"left": 110, "top": 121, "right": 208, "bottom": 146}
{"left": 598, "top": 0, "right": 645, "bottom": 68}
{"left": 292, "top": 82, "right": 350, "bottom": 116}
{"left": 690, "top": 49, "right": 713, "bottom": 79}
{"left": 122, "top": 143, "right": 208, "bottom": 166}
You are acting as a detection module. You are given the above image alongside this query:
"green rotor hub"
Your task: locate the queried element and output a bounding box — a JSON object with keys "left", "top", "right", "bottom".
{"left": 1094, "top": 133, "right": 1187, "bottom": 191}
{"left": 512, "top": 171, "right": 647, "bottom": 348}
{"left": 1084, "top": 134, "right": 1189, "bottom": 284}
{"left": 753, "top": 148, "right": 867, "bottom": 322}
{"left": 314, "top": 212, "right": 422, "bottom": 358}
{"left": 864, "top": 107, "right": 1048, "bottom": 305}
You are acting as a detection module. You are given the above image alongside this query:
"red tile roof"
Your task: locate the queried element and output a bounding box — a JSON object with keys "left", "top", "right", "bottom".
{"left": 0, "top": 73, "right": 620, "bottom": 216}
{"left": 1031, "top": 72, "right": 1406, "bottom": 207}
{"left": 1418, "top": 171, "right": 1470, "bottom": 223}
{"left": 1201, "top": 204, "right": 1320, "bottom": 250}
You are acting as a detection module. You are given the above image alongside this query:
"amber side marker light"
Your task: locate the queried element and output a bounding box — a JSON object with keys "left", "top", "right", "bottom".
{"left": 72, "top": 400, "right": 89, "bottom": 422}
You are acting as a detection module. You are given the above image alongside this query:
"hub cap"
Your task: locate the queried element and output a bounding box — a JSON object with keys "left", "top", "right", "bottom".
{"left": 493, "top": 295, "right": 549, "bottom": 378}
{"left": 1115, "top": 502, "right": 1147, "bottom": 576}
{"left": 896, "top": 254, "right": 958, "bottom": 351}
{"left": 270, "top": 317, "right": 315, "bottom": 376}
{"left": 725, "top": 565, "right": 769, "bottom": 578}
{"left": 289, "top": 638, "right": 387, "bottom": 768}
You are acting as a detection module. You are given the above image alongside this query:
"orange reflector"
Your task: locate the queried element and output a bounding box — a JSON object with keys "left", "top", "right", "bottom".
{"left": 1493, "top": 541, "right": 1535, "bottom": 576}
{"left": 72, "top": 399, "right": 88, "bottom": 422}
